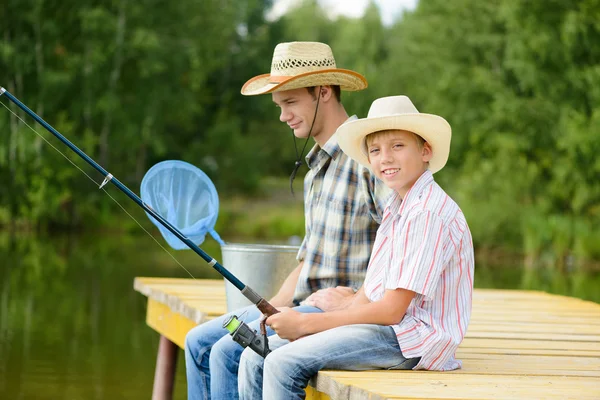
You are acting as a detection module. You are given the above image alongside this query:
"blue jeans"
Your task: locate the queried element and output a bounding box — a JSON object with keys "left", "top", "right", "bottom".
{"left": 238, "top": 324, "right": 420, "bottom": 400}
{"left": 184, "top": 304, "right": 321, "bottom": 400}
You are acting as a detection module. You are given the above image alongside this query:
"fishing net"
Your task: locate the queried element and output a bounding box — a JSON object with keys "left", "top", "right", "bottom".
{"left": 140, "top": 160, "right": 225, "bottom": 249}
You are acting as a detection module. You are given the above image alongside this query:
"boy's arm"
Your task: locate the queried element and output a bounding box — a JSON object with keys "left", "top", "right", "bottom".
{"left": 267, "top": 288, "right": 415, "bottom": 340}
{"left": 304, "top": 288, "right": 415, "bottom": 333}
{"left": 269, "top": 261, "right": 304, "bottom": 307}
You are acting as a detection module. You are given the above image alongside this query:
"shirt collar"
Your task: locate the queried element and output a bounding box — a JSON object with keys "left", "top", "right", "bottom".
{"left": 305, "top": 115, "right": 358, "bottom": 168}
{"left": 389, "top": 170, "right": 434, "bottom": 216}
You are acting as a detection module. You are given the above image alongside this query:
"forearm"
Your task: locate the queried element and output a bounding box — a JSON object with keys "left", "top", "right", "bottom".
{"left": 269, "top": 261, "right": 303, "bottom": 307}
{"left": 300, "top": 288, "right": 414, "bottom": 335}
{"left": 301, "top": 303, "right": 396, "bottom": 334}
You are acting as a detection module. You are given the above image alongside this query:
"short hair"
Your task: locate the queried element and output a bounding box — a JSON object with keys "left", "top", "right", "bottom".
{"left": 306, "top": 85, "right": 341, "bottom": 102}
{"left": 365, "top": 130, "right": 426, "bottom": 151}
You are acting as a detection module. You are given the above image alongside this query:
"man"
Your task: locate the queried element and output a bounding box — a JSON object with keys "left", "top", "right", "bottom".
{"left": 184, "top": 41, "right": 391, "bottom": 399}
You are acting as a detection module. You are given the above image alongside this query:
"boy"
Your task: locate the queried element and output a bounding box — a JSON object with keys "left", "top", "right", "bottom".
{"left": 184, "top": 42, "right": 391, "bottom": 399}
{"left": 238, "top": 95, "right": 475, "bottom": 399}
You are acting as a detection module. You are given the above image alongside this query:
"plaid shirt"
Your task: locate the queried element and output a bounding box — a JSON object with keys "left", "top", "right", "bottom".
{"left": 293, "top": 117, "right": 392, "bottom": 303}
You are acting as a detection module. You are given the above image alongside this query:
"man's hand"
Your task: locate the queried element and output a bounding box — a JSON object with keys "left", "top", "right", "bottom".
{"left": 303, "top": 286, "right": 355, "bottom": 311}
{"left": 265, "top": 308, "right": 307, "bottom": 341}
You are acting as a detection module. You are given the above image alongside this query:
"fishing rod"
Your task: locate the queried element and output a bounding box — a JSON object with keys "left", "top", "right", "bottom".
{"left": 0, "top": 87, "right": 276, "bottom": 357}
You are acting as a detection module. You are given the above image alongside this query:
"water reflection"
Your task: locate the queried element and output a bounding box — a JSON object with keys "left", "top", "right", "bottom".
{"left": 0, "top": 233, "right": 222, "bottom": 400}
{"left": 0, "top": 233, "right": 598, "bottom": 400}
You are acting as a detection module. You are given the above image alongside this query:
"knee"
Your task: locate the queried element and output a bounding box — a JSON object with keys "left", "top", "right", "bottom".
{"left": 263, "top": 350, "right": 296, "bottom": 378}
{"left": 185, "top": 324, "right": 216, "bottom": 359}
{"left": 210, "top": 335, "right": 242, "bottom": 365}
{"left": 239, "top": 347, "right": 264, "bottom": 373}
{"left": 184, "top": 326, "right": 200, "bottom": 356}
{"left": 263, "top": 348, "right": 309, "bottom": 385}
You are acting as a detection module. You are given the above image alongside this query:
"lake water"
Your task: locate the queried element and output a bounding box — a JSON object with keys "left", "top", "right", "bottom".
{"left": 1, "top": 232, "right": 598, "bottom": 400}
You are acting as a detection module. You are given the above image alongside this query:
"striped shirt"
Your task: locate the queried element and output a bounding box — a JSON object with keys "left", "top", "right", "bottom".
{"left": 364, "top": 170, "right": 474, "bottom": 371}
{"left": 294, "top": 117, "right": 393, "bottom": 303}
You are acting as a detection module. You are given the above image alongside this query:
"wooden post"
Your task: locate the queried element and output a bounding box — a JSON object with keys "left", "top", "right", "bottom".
{"left": 152, "top": 335, "right": 179, "bottom": 400}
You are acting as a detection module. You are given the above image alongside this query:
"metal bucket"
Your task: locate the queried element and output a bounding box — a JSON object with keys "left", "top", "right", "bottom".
{"left": 220, "top": 243, "right": 300, "bottom": 312}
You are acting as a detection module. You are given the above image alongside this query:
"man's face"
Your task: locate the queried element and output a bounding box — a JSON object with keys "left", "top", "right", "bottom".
{"left": 272, "top": 88, "right": 318, "bottom": 139}
{"left": 366, "top": 130, "right": 432, "bottom": 197}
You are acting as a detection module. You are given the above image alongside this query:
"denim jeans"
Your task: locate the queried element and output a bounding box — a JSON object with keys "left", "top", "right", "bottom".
{"left": 184, "top": 304, "right": 322, "bottom": 400}
{"left": 238, "top": 324, "right": 420, "bottom": 400}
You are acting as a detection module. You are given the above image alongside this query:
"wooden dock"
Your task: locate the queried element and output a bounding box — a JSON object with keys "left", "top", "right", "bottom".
{"left": 134, "top": 277, "right": 600, "bottom": 400}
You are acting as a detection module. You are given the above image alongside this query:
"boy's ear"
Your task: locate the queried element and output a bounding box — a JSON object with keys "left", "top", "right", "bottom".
{"left": 320, "top": 86, "right": 333, "bottom": 101}
{"left": 422, "top": 142, "right": 433, "bottom": 162}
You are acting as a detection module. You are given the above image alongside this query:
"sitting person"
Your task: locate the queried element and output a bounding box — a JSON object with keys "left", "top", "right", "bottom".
{"left": 184, "top": 41, "right": 391, "bottom": 400}
{"left": 238, "top": 95, "right": 475, "bottom": 399}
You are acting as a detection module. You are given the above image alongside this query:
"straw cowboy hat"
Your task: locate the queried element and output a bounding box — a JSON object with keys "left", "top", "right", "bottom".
{"left": 337, "top": 96, "right": 452, "bottom": 173}
{"left": 241, "top": 41, "right": 367, "bottom": 96}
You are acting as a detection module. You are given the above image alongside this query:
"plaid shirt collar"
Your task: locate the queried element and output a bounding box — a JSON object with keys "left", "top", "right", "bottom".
{"left": 305, "top": 115, "right": 358, "bottom": 169}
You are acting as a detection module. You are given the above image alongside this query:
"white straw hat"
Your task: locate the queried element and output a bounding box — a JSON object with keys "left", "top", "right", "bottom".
{"left": 337, "top": 96, "right": 452, "bottom": 173}
{"left": 241, "top": 42, "right": 367, "bottom": 96}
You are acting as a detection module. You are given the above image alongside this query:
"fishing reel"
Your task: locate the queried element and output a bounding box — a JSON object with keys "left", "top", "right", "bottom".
{"left": 223, "top": 315, "right": 271, "bottom": 358}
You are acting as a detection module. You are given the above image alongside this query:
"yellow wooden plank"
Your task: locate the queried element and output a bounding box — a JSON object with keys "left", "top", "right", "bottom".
{"left": 474, "top": 304, "right": 598, "bottom": 311}
{"left": 472, "top": 288, "right": 553, "bottom": 296}
{"left": 181, "top": 302, "right": 227, "bottom": 316}
{"left": 314, "top": 372, "right": 600, "bottom": 400}
{"left": 160, "top": 287, "right": 226, "bottom": 295}
{"left": 467, "top": 322, "right": 600, "bottom": 334}
{"left": 146, "top": 297, "right": 201, "bottom": 348}
{"left": 456, "top": 354, "right": 600, "bottom": 375}
{"left": 464, "top": 331, "right": 600, "bottom": 341}
{"left": 136, "top": 277, "right": 224, "bottom": 286}
{"left": 454, "top": 358, "right": 600, "bottom": 377}
{"left": 456, "top": 347, "right": 600, "bottom": 357}
{"left": 460, "top": 337, "right": 600, "bottom": 351}
{"left": 471, "top": 308, "right": 600, "bottom": 316}
{"left": 305, "top": 386, "right": 332, "bottom": 400}
{"left": 472, "top": 294, "right": 597, "bottom": 302}
{"left": 136, "top": 278, "right": 600, "bottom": 400}
{"left": 472, "top": 295, "right": 595, "bottom": 305}
{"left": 468, "top": 313, "right": 600, "bottom": 324}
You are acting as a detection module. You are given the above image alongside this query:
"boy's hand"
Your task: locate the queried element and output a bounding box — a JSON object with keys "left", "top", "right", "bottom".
{"left": 260, "top": 306, "right": 290, "bottom": 324}
{"left": 304, "top": 286, "right": 355, "bottom": 311}
{"left": 265, "top": 308, "right": 307, "bottom": 341}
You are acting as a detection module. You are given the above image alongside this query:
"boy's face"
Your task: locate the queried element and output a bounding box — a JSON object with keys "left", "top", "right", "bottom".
{"left": 366, "top": 130, "right": 432, "bottom": 197}
{"left": 272, "top": 88, "right": 320, "bottom": 139}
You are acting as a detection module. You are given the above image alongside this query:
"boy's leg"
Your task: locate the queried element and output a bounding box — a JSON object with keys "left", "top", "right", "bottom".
{"left": 184, "top": 305, "right": 260, "bottom": 400}
{"left": 237, "top": 306, "right": 323, "bottom": 400}
{"left": 209, "top": 304, "right": 322, "bottom": 400}
{"left": 238, "top": 335, "right": 289, "bottom": 400}
{"left": 244, "top": 324, "right": 418, "bottom": 400}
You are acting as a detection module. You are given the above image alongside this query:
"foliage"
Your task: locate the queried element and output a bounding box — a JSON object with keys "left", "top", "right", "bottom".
{"left": 0, "top": 0, "right": 599, "bottom": 267}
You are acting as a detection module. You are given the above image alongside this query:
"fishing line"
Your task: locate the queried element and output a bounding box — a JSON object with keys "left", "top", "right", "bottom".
{"left": 0, "top": 99, "right": 196, "bottom": 279}
{"left": 1, "top": 88, "right": 280, "bottom": 357}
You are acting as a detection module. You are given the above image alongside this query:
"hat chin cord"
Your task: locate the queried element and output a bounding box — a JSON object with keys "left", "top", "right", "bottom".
{"left": 289, "top": 87, "right": 322, "bottom": 195}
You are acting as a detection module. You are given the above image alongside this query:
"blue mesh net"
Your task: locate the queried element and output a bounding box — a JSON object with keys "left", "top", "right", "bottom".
{"left": 140, "top": 160, "right": 225, "bottom": 249}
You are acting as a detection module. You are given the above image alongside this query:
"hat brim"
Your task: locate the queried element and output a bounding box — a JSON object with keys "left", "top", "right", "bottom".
{"left": 241, "top": 68, "right": 367, "bottom": 96}
{"left": 336, "top": 114, "right": 452, "bottom": 174}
